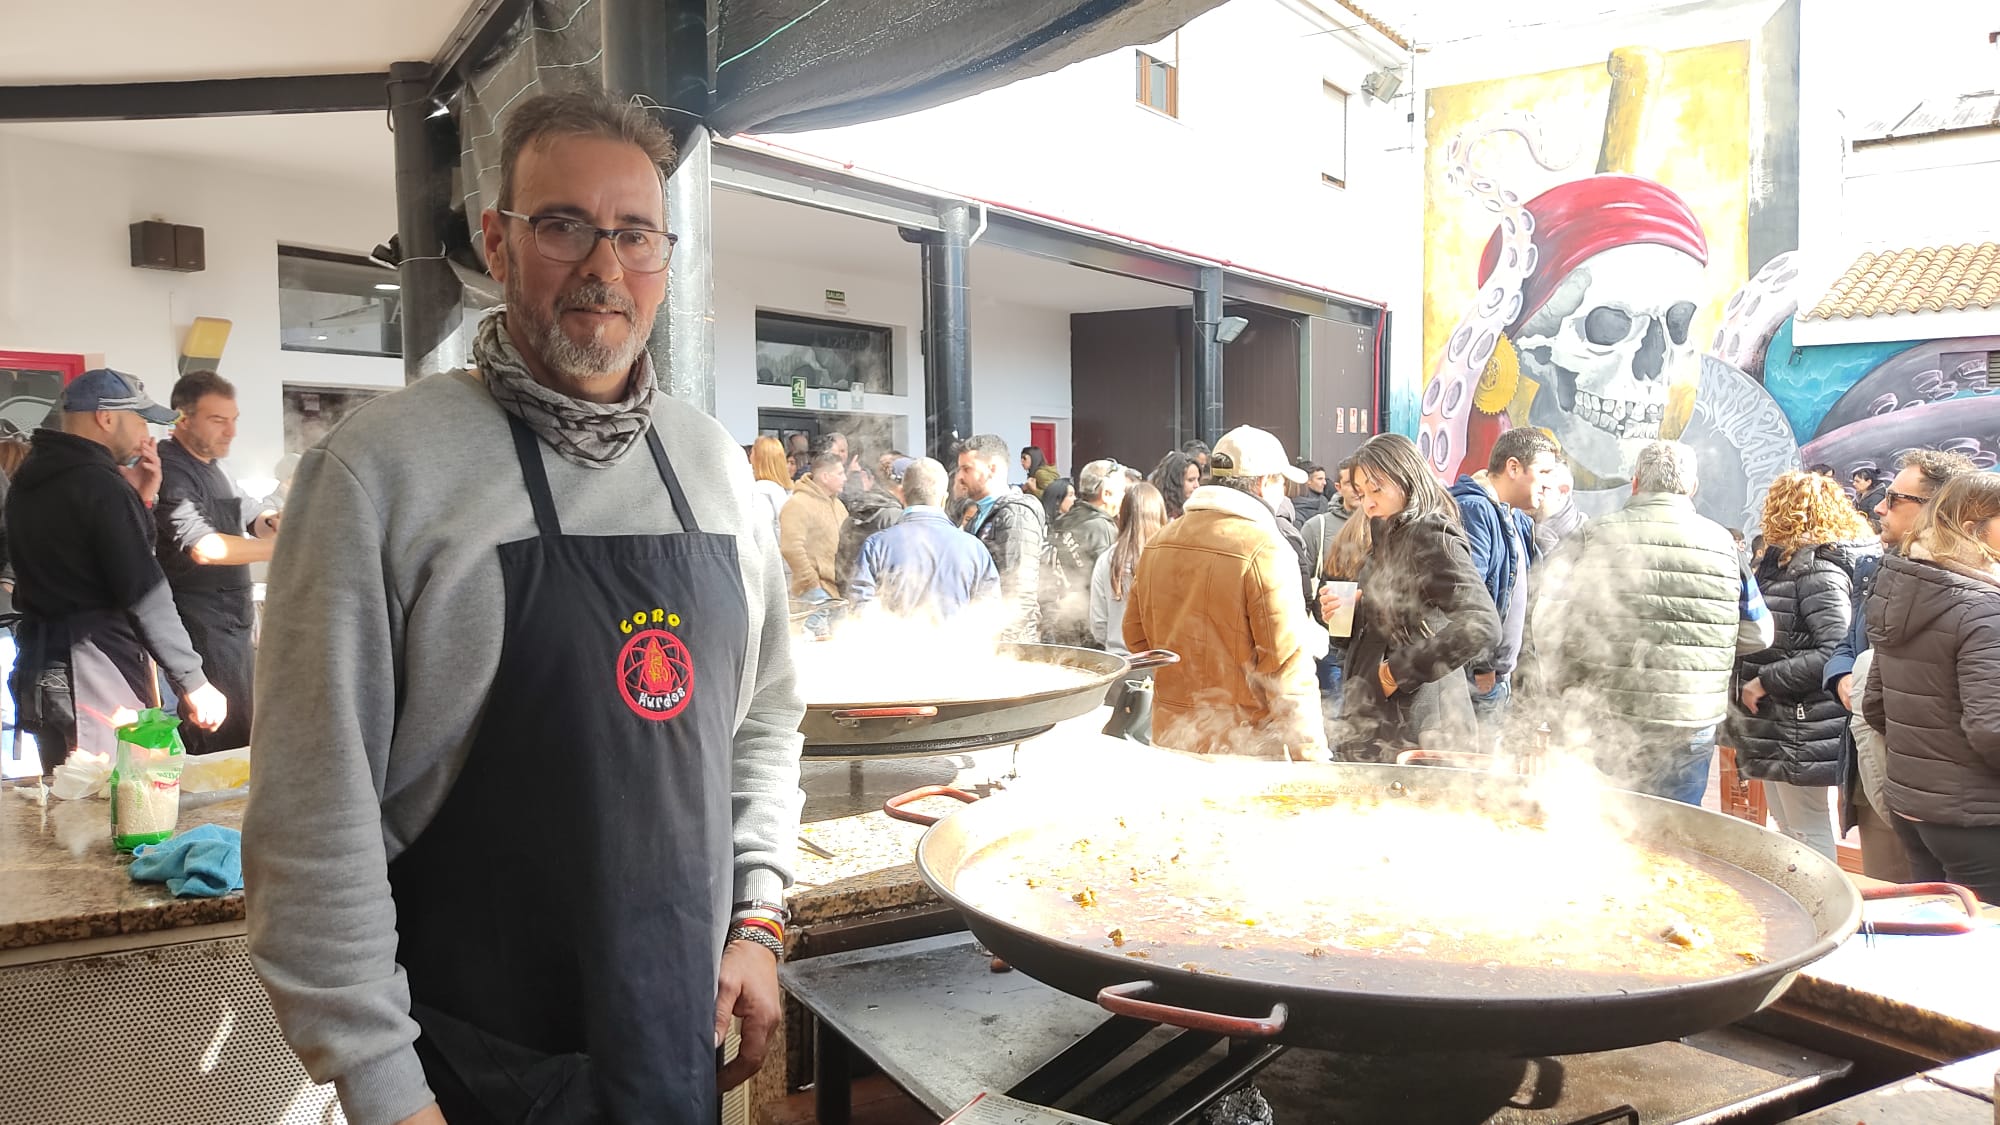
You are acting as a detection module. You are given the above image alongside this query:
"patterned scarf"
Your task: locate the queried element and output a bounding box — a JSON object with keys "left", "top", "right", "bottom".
{"left": 474, "top": 310, "right": 656, "bottom": 468}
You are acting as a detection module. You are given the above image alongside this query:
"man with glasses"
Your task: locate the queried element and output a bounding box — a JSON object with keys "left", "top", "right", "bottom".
{"left": 246, "top": 92, "right": 804, "bottom": 1125}
{"left": 1823, "top": 449, "right": 1975, "bottom": 880}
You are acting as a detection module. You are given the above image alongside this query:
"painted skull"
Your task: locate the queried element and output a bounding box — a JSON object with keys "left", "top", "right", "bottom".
{"left": 1519, "top": 243, "right": 1704, "bottom": 483}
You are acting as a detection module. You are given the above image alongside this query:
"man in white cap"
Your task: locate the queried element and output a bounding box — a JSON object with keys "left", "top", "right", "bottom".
{"left": 1126, "top": 425, "right": 1327, "bottom": 761}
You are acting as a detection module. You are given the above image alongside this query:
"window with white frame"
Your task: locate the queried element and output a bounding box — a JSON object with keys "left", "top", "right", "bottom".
{"left": 1322, "top": 82, "right": 1349, "bottom": 188}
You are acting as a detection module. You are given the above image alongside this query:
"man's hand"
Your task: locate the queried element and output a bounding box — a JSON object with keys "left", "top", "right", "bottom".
{"left": 253, "top": 510, "right": 282, "bottom": 538}
{"left": 183, "top": 683, "right": 228, "bottom": 731}
{"left": 1740, "top": 677, "right": 1767, "bottom": 715}
{"left": 393, "top": 1106, "right": 446, "bottom": 1125}
{"left": 1833, "top": 673, "right": 1853, "bottom": 712}
{"left": 1377, "top": 661, "right": 1398, "bottom": 697}
{"left": 1473, "top": 671, "right": 1498, "bottom": 695}
{"left": 118, "top": 436, "right": 161, "bottom": 504}
{"left": 715, "top": 939, "right": 781, "bottom": 1092}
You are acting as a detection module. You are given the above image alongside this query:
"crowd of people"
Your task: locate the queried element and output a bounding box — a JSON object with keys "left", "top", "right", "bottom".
{"left": 756, "top": 415, "right": 1999, "bottom": 902}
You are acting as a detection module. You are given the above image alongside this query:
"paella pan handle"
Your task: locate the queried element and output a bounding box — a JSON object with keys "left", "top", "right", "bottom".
{"left": 1859, "top": 881, "right": 1982, "bottom": 936}
{"left": 1095, "top": 980, "right": 1289, "bottom": 1039}
{"left": 829, "top": 705, "right": 940, "bottom": 725}
{"left": 1125, "top": 649, "right": 1180, "bottom": 671}
{"left": 882, "top": 784, "right": 981, "bottom": 827}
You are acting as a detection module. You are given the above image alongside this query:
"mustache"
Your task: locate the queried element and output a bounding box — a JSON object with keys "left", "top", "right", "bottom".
{"left": 558, "top": 282, "right": 635, "bottom": 317}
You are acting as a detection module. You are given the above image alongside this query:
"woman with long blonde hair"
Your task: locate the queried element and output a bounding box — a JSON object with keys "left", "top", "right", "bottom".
{"left": 1864, "top": 471, "right": 2000, "bottom": 902}
{"left": 749, "top": 435, "right": 793, "bottom": 544}
{"left": 1727, "top": 471, "right": 1880, "bottom": 861}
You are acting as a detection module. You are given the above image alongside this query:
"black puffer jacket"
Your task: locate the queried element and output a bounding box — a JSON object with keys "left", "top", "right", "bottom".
{"left": 1338, "top": 512, "right": 1500, "bottom": 759}
{"left": 974, "top": 490, "right": 1046, "bottom": 642}
{"left": 1864, "top": 550, "right": 2000, "bottom": 826}
{"left": 1726, "top": 540, "right": 1877, "bottom": 787}
{"left": 1039, "top": 502, "right": 1115, "bottom": 647}
{"left": 835, "top": 488, "right": 904, "bottom": 596}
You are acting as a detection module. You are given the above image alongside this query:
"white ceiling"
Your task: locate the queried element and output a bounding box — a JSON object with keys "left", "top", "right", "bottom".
{"left": 0, "top": 0, "right": 467, "bottom": 83}
{"left": 712, "top": 189, "right": 1190, "bottom": 314}
{"left": 0, "top": 112, "right": 397, "bottom": 192}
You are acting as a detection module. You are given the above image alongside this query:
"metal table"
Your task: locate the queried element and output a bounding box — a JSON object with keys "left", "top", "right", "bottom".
{"left": 781, "top": 933, "right": 1859, "bottom": 1125}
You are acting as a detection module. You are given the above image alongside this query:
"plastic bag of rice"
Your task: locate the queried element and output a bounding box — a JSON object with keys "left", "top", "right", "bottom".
{"left": 111, "top": 709, "right": 185, "bottom": 852}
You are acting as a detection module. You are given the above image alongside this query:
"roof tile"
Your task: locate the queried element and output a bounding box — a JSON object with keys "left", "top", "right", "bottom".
{"left": 1803, "top": 242, "right": 2000, "bottom": 320}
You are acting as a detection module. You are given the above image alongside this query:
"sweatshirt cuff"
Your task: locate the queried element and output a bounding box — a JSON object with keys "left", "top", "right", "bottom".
{"left": 169, "top": 669, "right": 209, "bottom": 695}
{"left": 735, "top": 864, "right": 787, "bottom": 906}
{"left": 334, "top": 1045, "right": 433, "bottom": 1125}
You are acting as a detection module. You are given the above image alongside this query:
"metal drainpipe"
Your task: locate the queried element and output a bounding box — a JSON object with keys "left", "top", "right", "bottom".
{"left": 388, "top": 62, "right": 464, "bottom": 384}
{"left": 1193, "top": 266, "right": 1225, "bottom": 447}
{"left": 906, "top": 203, "right": 975, "bottom": 463}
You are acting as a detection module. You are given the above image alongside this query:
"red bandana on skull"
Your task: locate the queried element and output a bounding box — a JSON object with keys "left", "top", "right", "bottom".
{"left": 1480, "top": 174, "right": 1709, "bottom": 336}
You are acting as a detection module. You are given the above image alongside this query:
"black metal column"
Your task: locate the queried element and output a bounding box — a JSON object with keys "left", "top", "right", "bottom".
{"left": 1374, "top": 308, "right": 1393, "bottom": 436}
{"left": 388, "top": 62, "right": 464, "bottom": 384}
{"left": 1192, "top": 267, "right": 1225, "bottom": 447}
{"left": 908, "top": 204, "right": 974, "bottom": 463}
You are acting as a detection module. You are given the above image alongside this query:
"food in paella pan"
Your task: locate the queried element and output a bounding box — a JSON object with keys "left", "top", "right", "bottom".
{"left": 951, "top": 782, "right": 1814, "bottom": 992}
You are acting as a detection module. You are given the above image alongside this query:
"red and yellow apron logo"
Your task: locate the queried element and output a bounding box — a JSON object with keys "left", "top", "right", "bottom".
{"left": 616, "top": 609, "right": 693, "bottom": 720}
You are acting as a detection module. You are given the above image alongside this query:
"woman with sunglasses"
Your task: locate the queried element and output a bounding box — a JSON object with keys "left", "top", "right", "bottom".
{"left": 1864, "top": 472, "right": 2000, "bottom": 903}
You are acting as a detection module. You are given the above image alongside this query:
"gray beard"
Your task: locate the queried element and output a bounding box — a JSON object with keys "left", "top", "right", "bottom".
{"left": 506, "top": 275, "right": 653, "bottom": 391}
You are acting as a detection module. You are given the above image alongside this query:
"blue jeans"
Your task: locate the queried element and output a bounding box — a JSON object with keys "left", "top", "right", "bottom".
{"left": 1466, "top": 671, "right": 1511, "bottom": 754}
{"left": 1598, "top": 723, "right": 1716, "bottom": 805}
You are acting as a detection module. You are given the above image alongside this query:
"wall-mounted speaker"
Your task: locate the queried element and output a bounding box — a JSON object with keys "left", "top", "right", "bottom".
{"left": 130, "top": 221, "right": 205, "bottom": 273}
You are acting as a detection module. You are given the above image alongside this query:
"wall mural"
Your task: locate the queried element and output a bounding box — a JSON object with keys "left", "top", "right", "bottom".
{"left": 1419, "top": 42, "right": 1999, "bottom": 534}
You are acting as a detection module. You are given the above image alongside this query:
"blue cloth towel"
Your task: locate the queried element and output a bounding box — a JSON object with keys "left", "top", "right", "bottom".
{"left": 129, "top": 823, "right": 243, "bottom": 898}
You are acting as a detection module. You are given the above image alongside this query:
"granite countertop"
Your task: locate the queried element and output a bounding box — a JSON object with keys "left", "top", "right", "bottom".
{"left": 1784, "top": 883, "right": 2000, "bottom": 1060}
{"left": 0, "top": 785, "right": 246, "bottom": 951}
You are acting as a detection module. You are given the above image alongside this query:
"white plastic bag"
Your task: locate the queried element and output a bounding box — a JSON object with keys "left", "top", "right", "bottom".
{"left": 50, "top": 749, "right": 113, "bottom": 800}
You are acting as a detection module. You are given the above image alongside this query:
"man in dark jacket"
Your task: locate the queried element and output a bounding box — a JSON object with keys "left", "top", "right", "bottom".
{"left": 957, "top": 434, "right": 1046, "bottom": 642}
{"left": 848, "top": 458, "right": 997, "bottom": 619}
{"left": 1291, "top": 463, "right": 1329, "bottom": 525}
{"left": 1450, "top": 427, "right": 1556, "bottom": 749}
{"left": 1039, "top": 458, "right": 1126, "bottom": 647}
{"left": 1850, "top": 467, "right": 1886, "bottom": 532}
{"left": 835, "top": 458, "right": 905, "bottom": 597}
{"left": 6, "top": 370, "right": 226, "bottom": 774}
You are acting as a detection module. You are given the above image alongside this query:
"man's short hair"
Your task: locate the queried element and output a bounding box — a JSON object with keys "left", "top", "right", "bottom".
{"left": 1487, "top": 427, "right": 1559, "bottom": 477}
{"left": 1806, "top": 462, "right": 1836, "bottom": 477}
{"left": 809, "top": 431, "right": 847, "bottom": 458}
{"left": 497, "top": 90, "right": 677, "bottom": 211}
{"left": 1631, "top": 440, "right": 1698, "bottom": 496}
{"left": 1122, "top": 467, "right": 1144, "bottom": 484}
{"left": 957, "top": 433, "right": 1010, "bottom": 465}
{"left": 1896, "top": 448, "right": 1977, "bottom": 492}
{"left": 901, "top": 458, "right": 949, "bottom": 507}
{"left": 809, "top": 450, "right": 844, "bottom": 474}
{"left": 1077, "top": 458, "right": 1120, "bottom": 499}
{"left": 170, "top": 370, "right": 235, "bottom": 412}
{"left": 1182, "top": 439, "right": 1210, "bottom": 459}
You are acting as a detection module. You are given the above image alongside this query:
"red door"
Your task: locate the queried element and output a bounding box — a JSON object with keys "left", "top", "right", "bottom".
{"left": 1029, "top": 421, "right": 1057, "bottom": 472}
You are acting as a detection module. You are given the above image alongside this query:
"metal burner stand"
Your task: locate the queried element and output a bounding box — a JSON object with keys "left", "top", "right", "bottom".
{"left": 780, "top": 933, "right": 1856, "bottom": 1125}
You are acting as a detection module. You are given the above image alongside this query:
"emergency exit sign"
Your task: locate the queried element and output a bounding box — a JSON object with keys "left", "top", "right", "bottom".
{"left": 789, "top": 377, "right": 806, "bottom": 407}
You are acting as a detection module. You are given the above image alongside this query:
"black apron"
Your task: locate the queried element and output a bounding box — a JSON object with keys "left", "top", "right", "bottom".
{"left": 173, "top": 586, "right": 253, "bottom": 754}
{"left": 13, "top": 611, "right": 153, "bottom": 774}
{"left": 389, "top": 415, "right": 747, "bottom": 1124}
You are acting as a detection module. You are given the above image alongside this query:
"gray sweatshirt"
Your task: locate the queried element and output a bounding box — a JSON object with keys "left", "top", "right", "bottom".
{"left": 242, "top": 370, "right": 804, "bottom": 1125}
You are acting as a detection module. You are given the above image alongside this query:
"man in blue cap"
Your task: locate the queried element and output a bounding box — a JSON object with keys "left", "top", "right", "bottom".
{"left": 4, "top": 368, "right": 227, "bottom": 775}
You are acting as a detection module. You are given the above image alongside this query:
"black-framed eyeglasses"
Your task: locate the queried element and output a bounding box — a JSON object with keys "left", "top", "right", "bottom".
{"left": 498, "top": 210, "right": 678, "bottom": 274}
{"left": 1882, "top": 488, "right": 1931, "bottom": 509}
